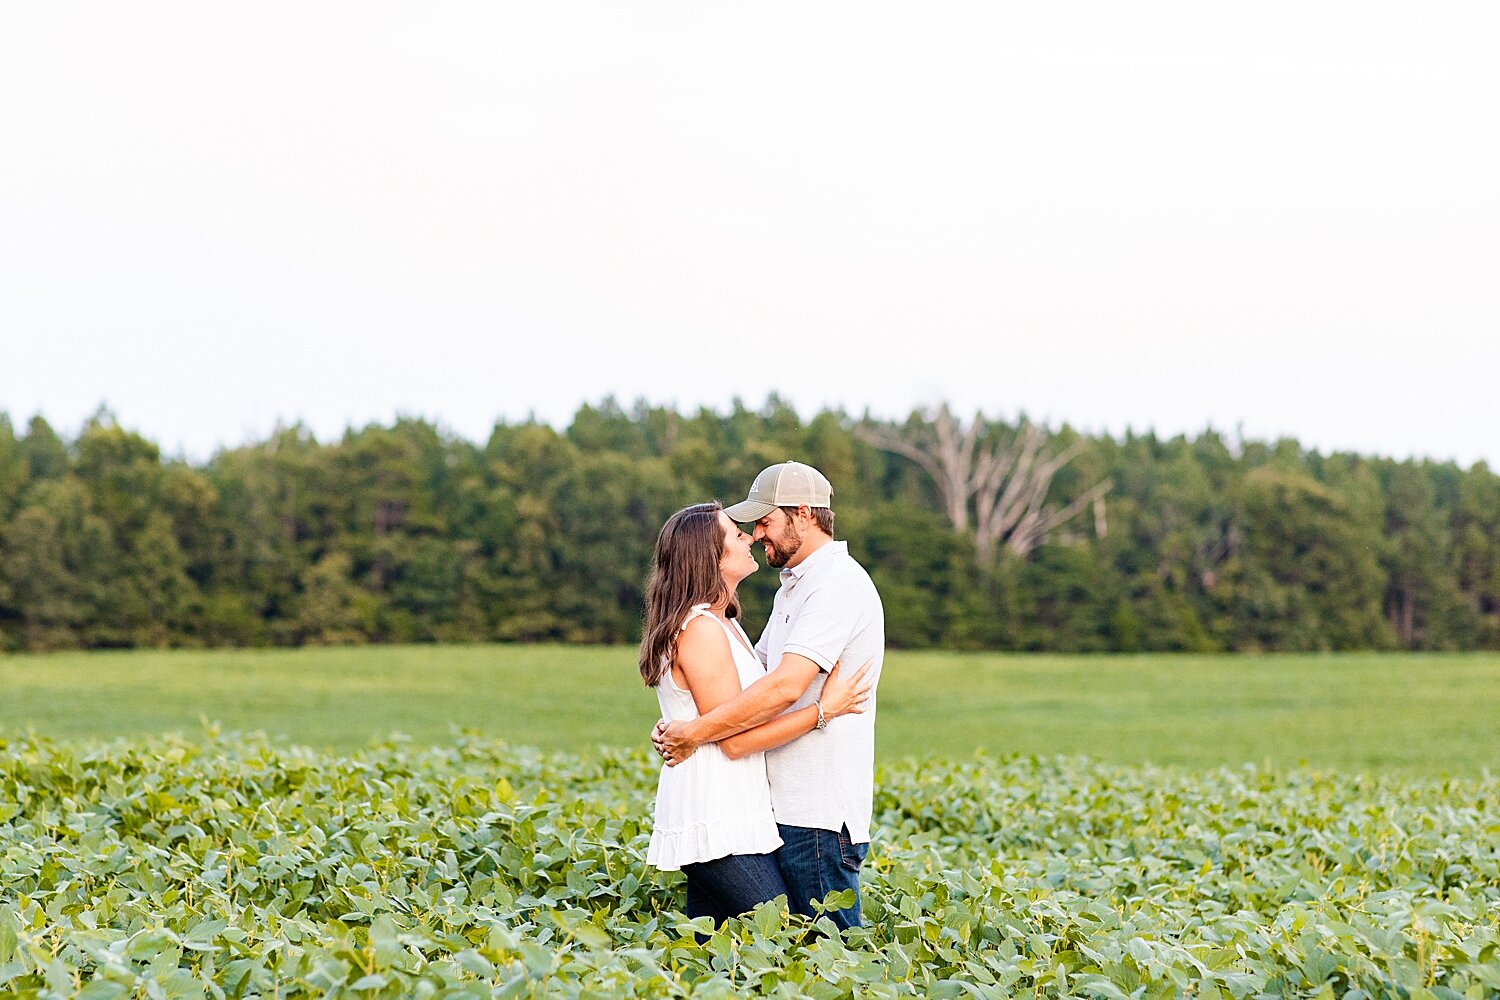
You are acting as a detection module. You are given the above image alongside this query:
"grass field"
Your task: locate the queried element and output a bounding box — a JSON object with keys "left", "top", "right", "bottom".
{"left": 3, "top": 646, "right": 1498, "bottom": 774}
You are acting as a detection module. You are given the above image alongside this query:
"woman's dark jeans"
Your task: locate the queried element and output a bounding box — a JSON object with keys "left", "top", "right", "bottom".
{"left": 681, "top": 852, "right": 789, "bottom": 924}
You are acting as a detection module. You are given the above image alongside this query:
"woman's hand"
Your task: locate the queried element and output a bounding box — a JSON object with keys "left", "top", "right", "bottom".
{"left": 819, "top": 659, "right": 873, "bottom": 719}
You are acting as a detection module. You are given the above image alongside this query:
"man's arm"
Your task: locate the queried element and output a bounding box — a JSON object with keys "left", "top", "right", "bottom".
{"left": 654, "top": 653, "right": 822, "bottom": 761}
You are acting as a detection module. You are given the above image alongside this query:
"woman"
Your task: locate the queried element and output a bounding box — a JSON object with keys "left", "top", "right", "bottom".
{"left": 640, "top": 501, "right": 869, "bottom": 923}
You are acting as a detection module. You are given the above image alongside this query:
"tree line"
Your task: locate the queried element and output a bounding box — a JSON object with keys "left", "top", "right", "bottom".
{"left": 1, "top": 399, "right": 1497, "bottom": 653}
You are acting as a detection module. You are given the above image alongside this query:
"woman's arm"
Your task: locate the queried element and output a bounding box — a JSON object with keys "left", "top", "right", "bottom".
{"left": 718, "top": 704, "right": 823, "bottom": 759}
{"left": 673, "top": 616, "right": 745, "bottom": 716}
{"left": 717, "top": 659, "right": 872, "bottom": 760}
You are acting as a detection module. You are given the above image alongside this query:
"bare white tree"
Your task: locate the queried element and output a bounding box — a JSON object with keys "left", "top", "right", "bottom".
{"left": 857, "top": 404, "right": 1110, "bottom": 562}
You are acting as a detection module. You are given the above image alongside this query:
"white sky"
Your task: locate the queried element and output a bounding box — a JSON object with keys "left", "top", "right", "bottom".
{"left": 2, "top": 2, "right": 1498, "bottom": 465}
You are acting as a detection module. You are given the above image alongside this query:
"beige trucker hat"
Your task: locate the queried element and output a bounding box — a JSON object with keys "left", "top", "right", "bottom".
{"left": 723, "top": 461, "right": 834, "bottom": 523}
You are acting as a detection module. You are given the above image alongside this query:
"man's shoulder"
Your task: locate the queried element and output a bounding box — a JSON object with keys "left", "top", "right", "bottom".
{"left": 822, "top": 546, "right": 879, "bottom": 588}
{"left": 798, "top": 549, "right": 881, "bottom": 607}
{"left": 799, "top": 541, "right": 860, "bottom": 575}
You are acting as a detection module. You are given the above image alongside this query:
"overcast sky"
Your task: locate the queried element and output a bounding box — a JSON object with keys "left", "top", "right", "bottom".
{"left": 2, "top": 2, "right": 1497, "bottom": 466}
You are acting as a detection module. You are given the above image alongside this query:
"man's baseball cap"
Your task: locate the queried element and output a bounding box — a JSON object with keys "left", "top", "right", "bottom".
{"left": 723, "top": 461, "right": 834, "bottom": 523}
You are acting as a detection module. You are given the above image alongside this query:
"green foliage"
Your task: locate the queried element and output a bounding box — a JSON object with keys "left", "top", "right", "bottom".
{"left": 1234, "top": 465, "right": 1392, "bottom": 652}
{"left": 3, "top": 405, "right": 1500, "bottom": 653}
{"left": 0, "top": 733, "right": 1495, "bottom": 997}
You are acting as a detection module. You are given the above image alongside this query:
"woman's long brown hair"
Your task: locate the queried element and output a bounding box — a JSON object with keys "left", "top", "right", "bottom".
{"left": 639, "top": 502, "right": 740, "bottom": 686}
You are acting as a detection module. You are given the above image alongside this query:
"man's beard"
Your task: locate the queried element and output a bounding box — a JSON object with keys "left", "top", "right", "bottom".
{"left": 764, "top": 520, "right": 803, "bottom": 568}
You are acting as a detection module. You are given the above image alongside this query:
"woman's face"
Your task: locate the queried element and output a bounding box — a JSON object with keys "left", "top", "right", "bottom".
{"left": 718, "top": 511, "right": 758, "bottom": 584}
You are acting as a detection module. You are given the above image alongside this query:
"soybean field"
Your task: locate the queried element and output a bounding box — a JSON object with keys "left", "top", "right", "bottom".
{"left": 1, "top": 649, "right": 1498, "bottom": 996}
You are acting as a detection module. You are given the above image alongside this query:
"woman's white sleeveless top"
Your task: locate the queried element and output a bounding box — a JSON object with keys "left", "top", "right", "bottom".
{"left": 646, "top": 604, "right": 782, "bottom": 870}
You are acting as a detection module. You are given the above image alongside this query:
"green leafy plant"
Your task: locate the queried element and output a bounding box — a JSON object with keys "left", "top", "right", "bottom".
{"left": 0, "top": 733, "right": 1495, "bottom": 997}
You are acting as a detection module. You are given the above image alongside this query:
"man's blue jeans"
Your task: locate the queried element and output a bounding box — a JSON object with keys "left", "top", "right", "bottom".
{"left": 775, "top": 823, "right": 867, "bottom": 931}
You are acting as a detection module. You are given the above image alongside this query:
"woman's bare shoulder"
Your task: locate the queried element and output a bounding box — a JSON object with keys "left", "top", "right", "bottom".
{"left": 675, "top": 614, "right": 733, "bottom": 667}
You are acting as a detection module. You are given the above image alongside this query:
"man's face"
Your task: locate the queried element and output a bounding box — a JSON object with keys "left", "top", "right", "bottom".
{"left": 752, "top": 508, "right": 803, "bottom": 569}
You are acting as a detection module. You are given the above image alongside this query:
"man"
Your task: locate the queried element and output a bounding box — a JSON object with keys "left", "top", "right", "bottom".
{"left": 652, "top": 461, "right": 885, "bottom": 930}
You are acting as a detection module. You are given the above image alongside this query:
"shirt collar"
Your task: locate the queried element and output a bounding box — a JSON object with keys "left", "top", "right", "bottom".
{"left": 779, "top": 539, "right": 846, "bottom": 586}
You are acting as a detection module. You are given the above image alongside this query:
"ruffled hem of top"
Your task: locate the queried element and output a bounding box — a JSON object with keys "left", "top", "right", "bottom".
{"left": 646, "top": 818, "right": 783, "bottom": 871}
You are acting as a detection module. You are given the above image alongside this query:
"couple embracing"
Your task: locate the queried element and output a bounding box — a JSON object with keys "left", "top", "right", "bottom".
{"left": 640, "top": 461, "right": 885, "bottom": 931}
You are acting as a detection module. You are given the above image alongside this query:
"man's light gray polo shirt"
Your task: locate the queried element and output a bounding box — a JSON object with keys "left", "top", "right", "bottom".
{"left": 755, "top": 540, "right": 885, "bottom": 843}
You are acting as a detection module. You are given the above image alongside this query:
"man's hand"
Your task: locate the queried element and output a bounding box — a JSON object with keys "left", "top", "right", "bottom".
{"left": 651, "top": 718, "right": 699, "bottom": 767}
